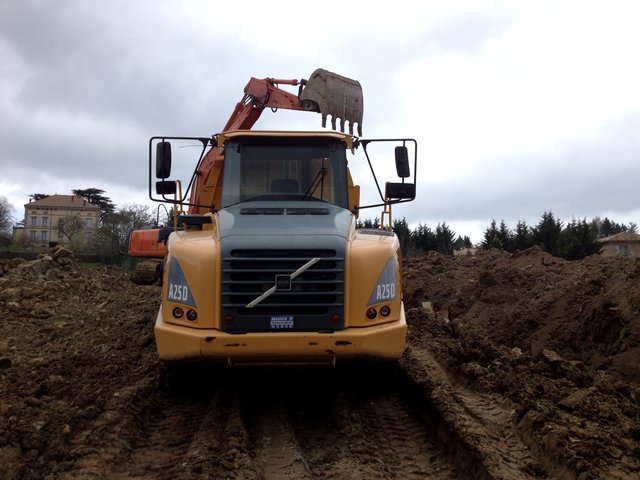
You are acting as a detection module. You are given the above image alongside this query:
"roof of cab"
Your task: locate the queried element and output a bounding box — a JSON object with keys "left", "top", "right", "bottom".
{"left": 217, "top": 130, "right": 353, "bottom": 149}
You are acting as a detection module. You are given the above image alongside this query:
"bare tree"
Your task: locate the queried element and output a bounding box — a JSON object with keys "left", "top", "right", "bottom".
{"left": 0, "top": 196, "right": 15, "bottom": 242}
{"left": 58, "top": 215, "right": 85, "bottom": 242}
{"left": 92, "top": 204, "right": 154, "bottom": 254}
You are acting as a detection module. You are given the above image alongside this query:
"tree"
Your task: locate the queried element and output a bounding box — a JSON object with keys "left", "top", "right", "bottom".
{"left": 57, "top": 215, "right": 85, "bottom": 241}
{"left": 481, "top": 219, "right": 503, "bottom": 250}
{"left": 411, "top": 223, "right": 436, "bottom": 253}
{"left": 72, "top": 188, "right": 116, "bottom": 223}
{"left": 557, "top": 218, "right": 602, "bottom": 260}
{"left": 498, "top": 220, "right": 513, "bottom": 251}
{"left": 356, "top": 217, "right": 381, "bottom": 229}
{"left": 453, "top": 235, "right": 473, "bottom": 250}
{"left": 392, "top": 217, "right": 412, "bottom": 255}
{"left": 513, "top": 220, "right": 534, "bottom": 251}
{"left": 435, "top": 222, "right": 456, "bottom": 255}
{"left": 533, "top": 211, "right": 562, "bottom": 255}
{"left": 29, "top": 193, "right": 48, "bottom": 202}
{"left": 0, "top": 196, "right": 15, "bottom": 245}
{"left": 92, "top": 204, "right": 154, "bottom": 254}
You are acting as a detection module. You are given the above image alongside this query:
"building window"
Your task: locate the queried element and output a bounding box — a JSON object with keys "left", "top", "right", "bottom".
{"left": 42, "top": 217, "right": 48, "bottom": 226}
{"left": 85, "top": 218, "right": 93, "bottom": 228}
{"left": 30, "top": 231, "right": 37, "bottom": 239}
{"left": 40, "top": 231, "right": 48, "bottom": 241}
{"left": 618, "top": 244, "right": 629, "bottom": 256}
{"left": 31, "top": 216, "right": 37, "bottom": 226}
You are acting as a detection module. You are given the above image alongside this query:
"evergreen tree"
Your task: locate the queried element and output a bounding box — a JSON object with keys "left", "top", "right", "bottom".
{"left": 557, "top": 217, "right": 602, "bottom": 260}
{"left": 435, "top": 222, "right": 455, "bottom": 255}
{"left": 514, "top": 220, "right": 534, "bottom": 251}
{"left": 453, "top": 235, "right": 473, "bottom": 250}
{"left": 411, "top": 223, "right": 436, "bottom": 253}
{"left": 481, "top": 219, "right": 503, "bottom": 250}
{"left": 533, "top": 211, "right": 562, "bottom": 255}
{"left": 28, "top": 193, "right": 48, "bottom": 201}
{"left": 72, "top": 188, "right": 116, "bottom": 224}
{"left": 598, "top": 217, "right": 628, "bottom": 237}
{"left": 498, "top": 220, "right": 513, "bottom": 252}
{"left": 392, "top": 217, "right": 412, "bottom": 255}
{"left": 356, "top": 217, "right": 380, "bottom": 229}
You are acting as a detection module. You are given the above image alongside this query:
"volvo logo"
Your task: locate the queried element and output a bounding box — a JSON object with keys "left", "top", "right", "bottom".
{"left": 275, "top": 274, "right": 292, "bottom": 291}
{"left": 245, "top": 257, "right": 321, "bottom": 308}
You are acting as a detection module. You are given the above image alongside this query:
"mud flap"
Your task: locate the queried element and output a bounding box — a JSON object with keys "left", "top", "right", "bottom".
{"left": 300, "top": 68, "right": 364, "bottom": 136}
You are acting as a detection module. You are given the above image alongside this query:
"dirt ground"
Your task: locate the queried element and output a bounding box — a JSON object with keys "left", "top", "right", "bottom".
{"left": 0, "top": 246, "right": 638, "bottom": 479}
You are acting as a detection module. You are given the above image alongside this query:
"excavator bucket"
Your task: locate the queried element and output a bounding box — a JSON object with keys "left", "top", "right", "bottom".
{"left": 300, "top": 68, "right": 364, "bottom": 136}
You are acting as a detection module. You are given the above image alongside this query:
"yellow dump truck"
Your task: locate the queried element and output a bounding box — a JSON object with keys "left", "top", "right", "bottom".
{"left": 144, "top": 69, "right": 417, "bottom": 377}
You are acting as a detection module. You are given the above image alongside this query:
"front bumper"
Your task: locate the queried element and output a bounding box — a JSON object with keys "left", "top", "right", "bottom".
{"left": 154, "top": 305, "right": 407, "bottom": 365}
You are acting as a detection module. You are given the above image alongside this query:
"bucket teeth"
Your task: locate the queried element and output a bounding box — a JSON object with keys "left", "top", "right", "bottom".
{"left": 300, "top": 68, "right": 364, "bottom": 136}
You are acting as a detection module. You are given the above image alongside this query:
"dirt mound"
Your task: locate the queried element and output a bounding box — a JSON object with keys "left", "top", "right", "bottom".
{"left": 0, "top": 246, "right": 638, "bottom": 479}
{"left": 404, "top": 247, "right": 640, "bottom": 478}
{"left": 0, "top": 247, "right": 162, "bottom": 479}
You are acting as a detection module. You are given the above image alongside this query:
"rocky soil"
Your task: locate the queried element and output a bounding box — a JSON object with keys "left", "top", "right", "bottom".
{"left": 0, "top": 246, "right": 638, "bottom": 479}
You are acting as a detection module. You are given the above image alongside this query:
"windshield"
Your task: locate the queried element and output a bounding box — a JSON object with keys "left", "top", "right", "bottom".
{"left": 220, "top": 140, "right": 349, "bottom": 209}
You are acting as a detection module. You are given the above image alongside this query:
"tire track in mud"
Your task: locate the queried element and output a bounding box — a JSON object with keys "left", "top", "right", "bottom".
{"left": 108, "top": 397, "right": 215, "bottom": 480}
{"left": 61, "top": 376, "right": 218, "bottom": 480}
{"left": 235, "top": 366, "right": 463, "bottom": 480}
{"left": 401, "top": 345, "right": 548, "bottom": 479}
{"left": 60, "top": 363, "right": 507, "bottom": 480}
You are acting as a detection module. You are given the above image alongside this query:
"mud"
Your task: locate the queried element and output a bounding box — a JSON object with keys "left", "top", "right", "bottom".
{"left": 0, "top": 246, "right": 638, "bottom": 479}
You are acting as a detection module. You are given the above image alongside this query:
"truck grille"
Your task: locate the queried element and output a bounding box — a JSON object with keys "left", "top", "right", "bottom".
{"left": 221, "top": 249, "right": 345, "bottom": 332}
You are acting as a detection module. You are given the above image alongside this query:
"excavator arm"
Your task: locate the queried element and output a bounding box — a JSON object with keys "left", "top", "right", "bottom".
{"left": 224, "top": 70, "right": 363, "bottom": 133}
{"left": 223, "top": 77, "right": 309, "bottom": 131}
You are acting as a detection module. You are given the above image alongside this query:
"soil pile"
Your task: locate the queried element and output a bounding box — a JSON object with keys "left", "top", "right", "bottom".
{"left": 403, "top": 247, "right": 640, "bottom": 479}
{"left": 0, "top": 247, "right": 162, "bottom": 479}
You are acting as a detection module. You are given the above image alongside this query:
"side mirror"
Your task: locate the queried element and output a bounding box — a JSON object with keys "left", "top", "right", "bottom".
{"left": 385, "top": 182, "right": 415, "bottom": 200}
{"left": 395, "top": 146, "right": 410, "bottom": 178}
{"left": 156, "top": 142, "right": 172, "bottom": 179}
{"left": 156, "top": 180, "right": 177, "bottom": 195}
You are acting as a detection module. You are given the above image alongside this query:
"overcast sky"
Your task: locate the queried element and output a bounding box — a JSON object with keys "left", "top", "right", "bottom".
{"left": 1, "top": 0, "right": 639, "bottom": 243}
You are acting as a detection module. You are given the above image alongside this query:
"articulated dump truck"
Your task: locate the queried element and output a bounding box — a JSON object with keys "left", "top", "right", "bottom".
{"left": 136, "top": 69, "right": 417, "bottom": 379}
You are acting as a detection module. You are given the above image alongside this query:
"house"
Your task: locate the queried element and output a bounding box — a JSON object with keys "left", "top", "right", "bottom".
{"left": 599, "top": 232, "right": 640, "bottom": 259}
{"left": 22, "top": 195, "right": 100, "bottom": 249}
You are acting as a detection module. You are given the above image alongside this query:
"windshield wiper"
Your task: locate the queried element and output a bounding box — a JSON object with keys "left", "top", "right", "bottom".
{"left": 303, "top": 158, "right": 327, "bottom": 201}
